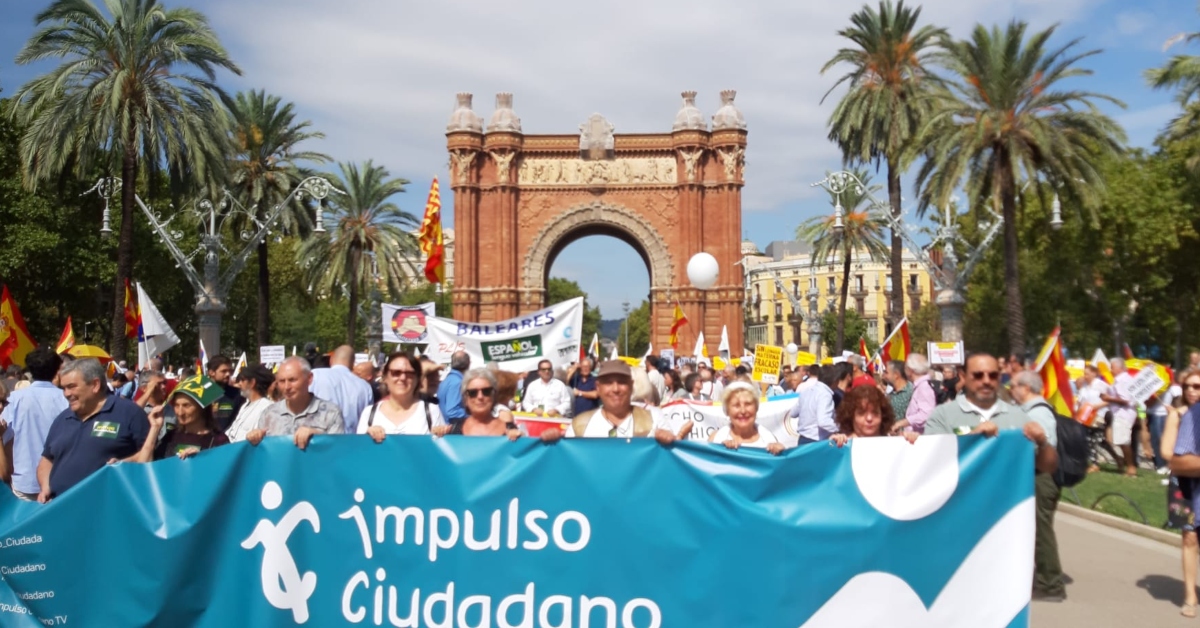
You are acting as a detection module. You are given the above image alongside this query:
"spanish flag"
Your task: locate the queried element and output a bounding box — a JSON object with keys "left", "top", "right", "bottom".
{"left": 1035, "top": 327, "right": 1075, "bottom": 417}
{"left": 416, "top": 178, "right": 445, "bottom": 284}
{"left": 0, "top": 286, "right": 36, "bottom": 368}
{"left": 880, "top": 318, "right": 911, "bottom": 362}
{"left": 1090, "top": 348, "right": 1114, "bottom": 384}
{"left": 668, "top": 304, "right": 688, "bottom": 349}
{"left": 859, "top": 337, "right": 873, "bottom": 372}
{"left": 55, "top": 317, "right": 76, "bottom": 354}
{"left": 124, "top": 279, "right": 139, "bottom": 339}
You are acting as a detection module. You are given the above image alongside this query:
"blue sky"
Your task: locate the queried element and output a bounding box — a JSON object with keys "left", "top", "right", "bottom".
{"left": 0, "top": 0, "right": 1188, "bottom": 320}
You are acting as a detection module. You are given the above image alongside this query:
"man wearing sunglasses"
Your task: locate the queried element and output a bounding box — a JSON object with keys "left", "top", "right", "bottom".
{"left": 925, "top": 354, "right": 1057, "bottom": 473}
{"left": 521, "top": 360, "right": 571, "bottom": 418}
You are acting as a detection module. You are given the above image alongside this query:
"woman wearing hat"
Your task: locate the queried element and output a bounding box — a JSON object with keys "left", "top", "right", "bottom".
{"left": 226, "top": 364, "right": 275, "bottom": 442}
{"left": 708, "top": 382, "right": 785, "bottom": 455}
{"left": 134, "top": 374, "right": 230, "bottom": 461}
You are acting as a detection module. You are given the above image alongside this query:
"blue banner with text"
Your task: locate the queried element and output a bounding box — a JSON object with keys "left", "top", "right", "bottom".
{"left": 0, "top": 432, "right": 1034, "bottom": 627}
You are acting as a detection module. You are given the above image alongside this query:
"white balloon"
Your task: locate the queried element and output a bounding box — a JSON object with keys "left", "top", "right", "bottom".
{"left": 786, "top": 343, "right": 798, "bottom": 355}
{"left": 686, "top": 253, "right": 719, "bottom": 289}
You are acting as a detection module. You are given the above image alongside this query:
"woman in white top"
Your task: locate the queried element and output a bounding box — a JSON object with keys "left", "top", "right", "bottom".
{"left": 360, "top": 353, "right": 444, "bottom": 441}
{"left": 226, "top": 364, "right": 275, "bottom": 442}
{"left": 710, "top": 382, "right": 785, "bottom": 455}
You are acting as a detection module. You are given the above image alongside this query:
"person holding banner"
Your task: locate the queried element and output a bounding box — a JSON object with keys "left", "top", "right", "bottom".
{"left": 708, "top": 382, "right": 784, "bottom": 455}
{"left": 246, "top": 357, "right": 345, "bottom": 451}
{"left": 359, "top": 353, "right": 445, "bottom": 440}
{"left": 540, "top": 361, "right": 667, "bottom": 441}
{"left": 829, "top": 385, "right": 917, "bottom": 448}
{"left": 433, "top": 369, "right": 520, "bottom": 439}
{"left": 227, "top": 365, "right": 275, "bottom": 442}
{"left": 134, "top": 375, "right": 230, "bottom": 461}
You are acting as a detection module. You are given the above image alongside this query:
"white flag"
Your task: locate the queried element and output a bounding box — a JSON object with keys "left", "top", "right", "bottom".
{"left": 643, "top": 342, "right": 653, "bottom": 359}
{"left": 588, "top": 333, "right": 600, "bottom": 359}
{"left": 718, "top": 325, "right": 730, "bottom": 360}
{"left": 233, "top": 352, "right": 247, "bottom": 378}
{"left": 136, "top": 283, "right": 180, "bottom": 370}
{"left": 609, "top": 344, "right": 619, "bottom": 361}
{"left": 693, "top": 331, "right": 707, "bottom": 360}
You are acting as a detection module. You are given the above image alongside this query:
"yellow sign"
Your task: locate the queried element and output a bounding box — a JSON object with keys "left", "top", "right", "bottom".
{"left": 752, "top": 344, "right": 784, "bottom": 385}
{"left": 795, "top": 351, "right": 817, "bottom": 366}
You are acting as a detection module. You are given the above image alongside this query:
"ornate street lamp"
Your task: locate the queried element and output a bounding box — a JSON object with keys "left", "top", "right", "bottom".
{"left": 88, "top": 176, "right": 340, "bottom": 354}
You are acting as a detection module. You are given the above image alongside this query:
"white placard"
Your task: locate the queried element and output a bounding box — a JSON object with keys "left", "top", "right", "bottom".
{"left": 382, "top": 302, "right": 437, "bottom": 344}
{"left": 660, "top": 349, "right": 675, "bottom": 367}
{"left": 928, "top": 342, "right": 965, "bottom": 365}
{"left": 1129, "top": 368, "right": 1167, "bottom": 404}
{"left": 421, "top": 298, "right": 584, "bottom": 373}
{"left": 354, "top": 353, "right": 370, "bottom": 365}
{"left": 259, "top": 345, "right": 286, "bottom": 364}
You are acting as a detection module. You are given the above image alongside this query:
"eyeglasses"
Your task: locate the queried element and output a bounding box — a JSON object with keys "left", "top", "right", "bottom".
{"left": 970, "top": 371, "right": 1001, "bottom": 381}
{"left": 388, "top": 369, "right": 418, "bottom": 378}
{"left": 466, "top": 387, "right": 494, "bottom": 398}
{"left": 538, "top": 367, "right": 552, "bottom": 372}
{"left": 1185, "top": 383, "right": 1200, "bottom": 391}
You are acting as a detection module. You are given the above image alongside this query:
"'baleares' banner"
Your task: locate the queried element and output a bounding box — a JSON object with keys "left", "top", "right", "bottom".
{"left": 422, "top": 297, "right": 584, "bottom": 372}
{"left": 0, "top": 433, "right": 1034, "bottom": 627}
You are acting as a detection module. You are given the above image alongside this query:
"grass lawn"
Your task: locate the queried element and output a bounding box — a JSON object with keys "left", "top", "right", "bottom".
{"left": 1060, "top": 464, "right": 1170, "bottom": 530}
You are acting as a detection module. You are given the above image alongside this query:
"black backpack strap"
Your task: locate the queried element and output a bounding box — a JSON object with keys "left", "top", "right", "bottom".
{"left": 367, "top": 402, "right": 379, "bottom": 428}
{"left": 424, "top": 401, "right": 432, "bottom": 430}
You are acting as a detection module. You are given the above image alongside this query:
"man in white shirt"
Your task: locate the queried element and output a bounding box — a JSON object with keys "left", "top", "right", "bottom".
{"left": 1101, "top": 359, "right": 1139, "bottom": 477}
{"left": 521, "top": 360, "right": 571, "bottom": 417}
{"left": 539, "top": 360, "right": 668, "bottom": 440}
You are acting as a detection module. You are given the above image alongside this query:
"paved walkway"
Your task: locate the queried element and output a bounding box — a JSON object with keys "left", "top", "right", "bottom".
{"left": 1032, "top": 510, "right": 1196, "bottom": 626}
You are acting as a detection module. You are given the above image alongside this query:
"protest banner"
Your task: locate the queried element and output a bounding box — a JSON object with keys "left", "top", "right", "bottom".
{"left": 382, "top": 302, "right": 436, "bottom": 344}
{"left": 1128, "top": 368, "right": 1167, "bottom": 404}
{"left": 752, "top": 344, "right": 784, "bottom": 384}
{"left": 0, "top": 434, "right": 1035, "bottom": 627}
{"left": 422, "top": 298, "right": 584, "bottom": 372}
{"left": 928, "top": 342, "right": 965, "bottom": 365}
{"left": 659, "top": 394, "right": 800, "bottom": 446}
{"left": 258, "top": 345, "right": 286, "bottom": 365}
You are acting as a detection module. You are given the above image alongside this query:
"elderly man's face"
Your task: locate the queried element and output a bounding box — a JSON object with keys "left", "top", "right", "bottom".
{"left": 964, "top": 356, "right": 1001, "bottom": 405}
{"left": 276, "top": 362, "right": 312, "bottom": 404}
{"left": 579, "top": 360, "right": 592, "bottom": 376}
{"left": 60, "top": 370, "right": 103, "bottom": 415}
{"left": 597, "top": 376, "right": 633, "bottom": 411}
{"left": 538, "top": 361, "right": 553, "bottom": 382}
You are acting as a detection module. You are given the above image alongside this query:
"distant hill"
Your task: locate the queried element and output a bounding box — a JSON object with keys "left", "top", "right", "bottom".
{"left": 599, "top": 319, "right": 622, "bottom": 340}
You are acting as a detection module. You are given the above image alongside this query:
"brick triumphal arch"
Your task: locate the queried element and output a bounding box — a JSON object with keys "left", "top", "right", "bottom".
{"left": 446, "top": 91, "right": 746, "bottom": 354}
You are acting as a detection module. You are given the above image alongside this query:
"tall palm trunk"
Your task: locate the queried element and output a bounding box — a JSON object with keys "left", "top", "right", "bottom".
{"left": 997, "top": 151, "right": 1026, "bottom": 359}
{"left": 256, "top": 238, "right": 271, "bottom": 346}
{"left": 887, "top": 158, "right": 903, "bottom": 330}
{"left": 346, "top": 246, "right": 360, "bottom": 345}
{"left": 837, "top": 245, "right": 851, "bottom": 353}
{"left": 110, "top": 138, "right": 137, "bottom": 359}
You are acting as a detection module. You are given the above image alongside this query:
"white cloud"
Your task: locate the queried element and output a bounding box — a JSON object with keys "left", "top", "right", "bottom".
{"left": 1116, "top": 11, "right": 1153, "bottom": 37}
{"left": 209, "top": 0, "right": 1102, "bottom": 215}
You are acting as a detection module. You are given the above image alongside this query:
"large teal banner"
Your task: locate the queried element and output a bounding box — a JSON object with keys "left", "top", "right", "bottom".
{"left": 0, "top": 432, "right": 1034, "bottom": 627}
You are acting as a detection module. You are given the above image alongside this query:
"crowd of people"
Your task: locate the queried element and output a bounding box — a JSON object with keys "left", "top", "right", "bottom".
{"left": 4, "top": 342, "right": 1200, "bottom": 614}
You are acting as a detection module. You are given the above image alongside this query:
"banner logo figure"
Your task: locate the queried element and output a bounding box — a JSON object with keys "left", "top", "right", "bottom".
{"left": 241, "top": 481, "right": 322, "bottom": 623}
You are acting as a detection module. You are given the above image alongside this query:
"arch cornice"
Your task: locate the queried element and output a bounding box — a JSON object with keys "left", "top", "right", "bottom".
{"left": 522, "top": 200, "right": 675, "bottom": 295}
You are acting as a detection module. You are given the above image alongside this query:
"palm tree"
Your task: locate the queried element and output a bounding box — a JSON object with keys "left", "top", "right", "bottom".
{"left": 798, "top": 169, "right": 890, "bottom": 354}
{"left": 1147, "top": 13, "right": 1200, "bottom": 169}
{"left": 12, "top": 0, "right": 239, "bottom": 359}
{"left": 916, "top": 21, "right": 1125, "bottom": 358}
{"left": 298, "top": 161, "right": 420, "bottom": 344}
{"left": 822, "top": 0, "right": 945, "bottom": 330}
{"left": 225, "top": 90, "right": 330, "bottom": 347}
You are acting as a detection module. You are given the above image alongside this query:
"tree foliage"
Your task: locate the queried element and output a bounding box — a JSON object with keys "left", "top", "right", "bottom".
{"left": 546, "top": 277, "right": 601, "bottom": 343}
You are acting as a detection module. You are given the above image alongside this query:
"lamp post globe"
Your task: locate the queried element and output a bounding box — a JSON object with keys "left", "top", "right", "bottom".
{"left": 687, "top": 252, "right": 719, "bottom": 290}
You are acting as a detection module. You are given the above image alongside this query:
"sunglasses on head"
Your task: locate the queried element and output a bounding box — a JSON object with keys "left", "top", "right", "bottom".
{"left": 466, "top": 387, "right": 494, "bottom": 398}
{"left": 970, "top": 371, "right": 1001, "bottom": 381}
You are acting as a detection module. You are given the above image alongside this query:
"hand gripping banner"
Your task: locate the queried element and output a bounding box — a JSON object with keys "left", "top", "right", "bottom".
{"left": 0, "top": 433, "right": 1034, "bottom": 627}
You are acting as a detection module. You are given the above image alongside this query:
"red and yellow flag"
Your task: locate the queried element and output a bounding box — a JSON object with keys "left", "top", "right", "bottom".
{"left": 881, "top": 318, "right": 911, "bottom": 362}
{"left": 1035, "top": 327, "right": 1076, "bottom": 416}
{"left": 55, "top": 316, "right": 76, "bottom": 354}
{"left": 0, "top": 286, "right": 37, "bottom": 368}
{"left": 124, "top": 279, "right": 139, "bottom": 339}
{"left": 859, "top": 338, "right": 873, "bottom": 372}
{"left": 668, "top": 304, "right": 688, "bottom": 349}
{"left": 416, "top": 178, "right": 445, "bottom": 284}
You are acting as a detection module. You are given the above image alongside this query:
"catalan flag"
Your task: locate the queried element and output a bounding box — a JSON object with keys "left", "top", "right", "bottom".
{"left": 859, "top": 338, "right": 873, "bottom": 373}
{"left": 668, "top": 304, "right": 688, "bottom": 349}
{"left": 124, "top": 279, "right": 139, "bottom": 339}
{"left": 0, "top": 286, "right": 36, "bottom": 368}
{"left": 416, "top": 178, "right": 445, "bottom": 284}
{"left": 1035, "top": 327, "right": 1075, "bottom": 417}
{"left": 880, "top": 318, "right": 911, "bottom": 363}
{"left": 55, "top": 317, "right": 76, "bottom": 355}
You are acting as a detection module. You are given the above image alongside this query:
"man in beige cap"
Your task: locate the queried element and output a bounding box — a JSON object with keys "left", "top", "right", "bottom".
{"left": 540, "top": 360, "right": 669, "bottom": 441}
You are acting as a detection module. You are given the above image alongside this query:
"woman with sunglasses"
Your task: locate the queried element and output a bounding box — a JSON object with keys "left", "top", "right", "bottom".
{"left": 433, "top": 368, "right": 521, "bottom": 440}
{"left": 1161, "top": 369, "right": 1200, "bottom": 617}
{"left": 358, "top": 353, "right": 445, "bottom": 441}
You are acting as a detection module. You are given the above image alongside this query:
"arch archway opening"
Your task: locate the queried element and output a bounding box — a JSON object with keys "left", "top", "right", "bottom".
{"left": 547, "top": 233, "right": 652, "bottom": 358}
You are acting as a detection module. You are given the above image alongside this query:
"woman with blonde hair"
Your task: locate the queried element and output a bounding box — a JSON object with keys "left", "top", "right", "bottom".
{"left": 708, "top": 382, "right": 784, "bottom": 455}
